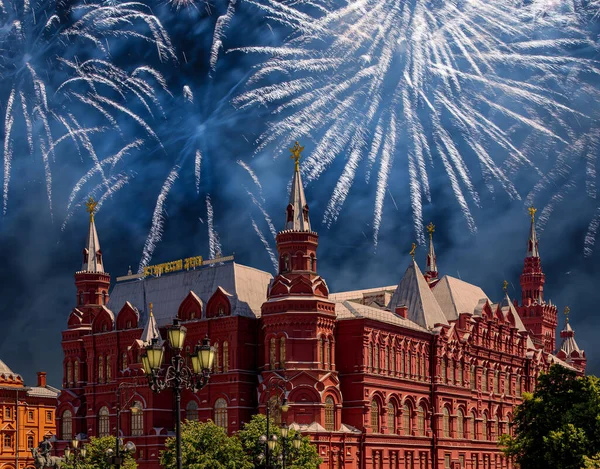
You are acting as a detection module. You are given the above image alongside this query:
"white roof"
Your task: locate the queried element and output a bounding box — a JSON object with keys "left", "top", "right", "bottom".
{"left": 388, "top": 261, "right": 449, "bottom": 329}
{"left": 432, "top": 275, "right": 489, "bottom": 321}
{"left": 329, "top": 285, "right": 397, "bottom": 302}
{"left": 559, "top": 322, "right": 584, "bottom": 356}
{"left": 335, "top": 301, "right": 430, "bottom": 333}
{"left": 0, "top": 359, "right": 20, "bottom": 380}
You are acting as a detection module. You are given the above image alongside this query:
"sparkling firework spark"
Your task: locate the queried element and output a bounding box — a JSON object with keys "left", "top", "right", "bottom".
{"left": 234, "top": 0, "right": 600, "bottom": 247}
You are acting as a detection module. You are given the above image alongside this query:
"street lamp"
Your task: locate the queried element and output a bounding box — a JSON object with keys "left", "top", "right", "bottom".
{"left": 64, "top": 440, "right": 86, "bottom": 469}
{"left": 106, "top": 441, "right": 136, "bottom": 467}
{"left": 141, "top": 318, "right": 215, "bottom": 469}
{"left": 259, "top": 378, "right": 290, "bottom": 469}
{"left": 110, "top": 382, "right": 138, "bottom": 469}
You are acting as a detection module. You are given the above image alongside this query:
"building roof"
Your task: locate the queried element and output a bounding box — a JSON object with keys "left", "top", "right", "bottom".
{"left": 527, "top": 215, "right": 540, "bottom": 258}
{"left": 559, "top": 321, "right": 584, "bottom": 356}
{"left": 27, "top": 385, "right": 60, "bottom": 399}
{"left": 107, "top": 262, "right": 273, "bottom": 326}
{"left": 500, "top": 293, "right": 536, "bottom": 350}
{"left": 284, "top": 158, "right": 311, "bottom": 232}
{"left": 0, "top": 359, "right": 20, "bottom": 380}
{"left": 388, "top": 261, "right": 449, "bottom": 329}
{"left": 140, "top": 310, "right": 162, "bottom": 345}
{"left": 83, "top": 216, "right": 103, "bottom": 272}
{"left": 432, "top": 275, "right": 489, "bottom": 321}
{"left": 335, "top": 301, "right": 431, "bottom": 333}
{"left": 329, "top": 285, "right": 397, "bottom": 302}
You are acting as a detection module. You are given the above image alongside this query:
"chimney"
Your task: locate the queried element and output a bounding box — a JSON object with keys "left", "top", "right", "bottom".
{"left": 395, "top": 306, "right": 408, "bottom": 319}
{"left": 37, "top": 372, "right": 47, "bottom": 388}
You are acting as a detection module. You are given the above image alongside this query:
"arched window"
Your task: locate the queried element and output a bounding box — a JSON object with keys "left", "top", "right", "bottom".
{"left": 282, "top": 254, "right": 290, "bottom": 272}
{"left": 73, "top": 360, "right": 79, "bottom": 385}
{"left": 470, "top": 365, "right": 476, "bottom": 390}
{"left": 310, "top": 254, "right": 315, "bottom": 271}
{"left": 448, "top": 359, "right": 454, "bottom": 384}
{"left": 470, "top": 411, "right": 477, "bottom": 439}
{"left": 387, "top": 402, "right": 396, "bottom": 434}
{"left": 421, "top": 354, "right": 426, "bottom": 378}
{"left": 105, "top": 355, "right": 111, "bottom": 382}
{"left": 214, "top": 343, "right": 220, "bottom": 373}
{"left": 325, "top": 396, "right": 335, "bottom": 431}
{"left": 457, "top": 362, "right": 463, "bottom": 385}
{"left": 321, "top": 337, "right": 326, "bottom": 369}
{"left": 494, "top": 370, "right": 499, "bottom": 394}
{"left": 402, "top": 405, "right": 411, "bottom": 435}
{"left": 98, "top": 406, "right": 110, "bottom": 437}
{"left": 516, "top": 375, "right": 522, "bottom": 396}
{"left": 367, "top": 342, "right": 372, "bottom": 371}
{"left": 407, "top": 350, "right": 412, "bottom": 376}
{"left": 61, "top": 410, "right": 73, "bottom": 440}
{"left": 482, "top": 368, "right": 488, "bottom": 393}
{"left": 98, "top": 356, "right": 104, "bottom": 384}
{"left": 103, "top": 291, "right": 107, "bottom": 305}
{"left": 122, "top": 353, "right": 128, "bottom": 371}
{"left": 325, "top": 338, "right": 331, "bottom": 368}
{"left": 374, "top": 345, "right": 379, "bottom": 373}
{"left": 390, "top": 348, "right": 396, "bottom": 374}
{"left": 417, "top": 405, "right": 425, "bottom": 436}
{"left": 384, "top": 347, "right": 389, "bottom": 372}
{"left": 66, "top": 361, "right": 73, "bottom": 387}
{"left": 416, "top": 354, "right": 421, "bottom": 379}
{"left": 186, "top": 401, "right": 198, "bottom": 421}
{"left": 457, "top": 409, "right": 464, "bottom": 439}
{"left": 79, "top": 291, "right": 84, "bottom": 305}
{"left": 214, "top": 398, "right": 228, "bottom": 430}
{"left": 370, "top": 401, "right": 380, "bottom": 433}
{"left": 441, "top": 357, "right": 446, "bottom": 381}
{"left": 27, "top": 434, "right": 34, "bottom": 449}
{"left": 280, "top": 337, "right": 286, "bottom": 369}
{"left": 223, "top": 342, "right": 229, "bottom": 373}
{"left": 270, "top": 338, "right": 277, "bottom": 369}
{"left": 482, "top": 413, "right": 488, "bottom": 440}
{"left": 400, "top": 350, "right": 405, "bottom": 375}
{"left": 131, "top": 401, "right": 143, "bottom": 436}
{"left": 442, "top": 407, "right": 450, "bottom": 438}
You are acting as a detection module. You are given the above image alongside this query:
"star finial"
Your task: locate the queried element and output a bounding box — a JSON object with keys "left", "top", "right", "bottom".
{"left": 528, "top": 206, "right": 537, "bottom": 222}
{"left": 85, "top": 196, "right": 98, "bottom": 222}
{"left": 503, "top": 280, "right": 508, "bottom": 293}
{"left": 289, "top": 141, "right": 304, "bottom": 172}
{"left": 564, "top": 306, "right": 570, "bottom": 323}
{"left": 410, "top": 242, "right": 416, "bottom": 260}
{"left": 427, "top": 222, "right": 435, "bottom": 239}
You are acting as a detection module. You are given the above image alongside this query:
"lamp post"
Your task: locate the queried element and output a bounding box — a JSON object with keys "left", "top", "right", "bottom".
{"left": 64, "top": 439, "right": 86, "bottom": 469}
{"left": 141, "top": 318, "right": 215, "bottom": 469}
{"left": 106, "top": 440, "right": 136, "bottom": 467}
{"left": 259, "top": 378, "right": 289, "bottom": 469}
{"left": 110, "top": 382, "right": 138, "bottom": 469}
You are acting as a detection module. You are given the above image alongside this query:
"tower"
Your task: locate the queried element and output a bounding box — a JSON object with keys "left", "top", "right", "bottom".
{"left": 516, "top": 207, "right": 557, "bottom": 353}
{"left": 424, "top": 222, "right": 439, "bottom": 286}
{"left": 260, "top": 143, "right": 340, "bottom": 429}
{"left": 557, "top": 307, "right": 586, "bottom": 373}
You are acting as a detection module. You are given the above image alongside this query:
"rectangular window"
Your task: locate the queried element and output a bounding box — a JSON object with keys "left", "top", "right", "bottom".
{"left": 5, "top": 407, "right": 11, "bottom": 419}
{"left": 28, "top": 410, "right": 34, "bottom": 421}
{"left": 459, "top": 454, "right": 465, "bottom": 469}
{"left": 444, "top": 454, "right": 451, "bottom": 469}
{"left": 47, "top": 411, "right": 53, "bottom": 421}
{"left": 4, "top": 434, "right": 12, "bottom": 448}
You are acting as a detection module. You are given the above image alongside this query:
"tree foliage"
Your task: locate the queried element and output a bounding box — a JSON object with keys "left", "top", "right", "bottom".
{"left": 60, "top": 436, "right": 137, "bottom": 469}
{"left": 236, "top": 414, "right": 322, "bottom": 469}
{"left": 500, "top": 365, "right": 600, "bottom": 469}
{"left": 160, "top": 420, "right": 253, "bottom": 469}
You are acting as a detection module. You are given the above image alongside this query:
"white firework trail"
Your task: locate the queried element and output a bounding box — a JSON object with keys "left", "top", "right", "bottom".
{"left": 138, "top": 165, "right": 181, "bottom": 273}
{"left": 234, "top": 0, "right": 600, "bottom": 244}
{"left": 251, "top": 216, "right": 278, "bottom": 271}
{"left": 237, "top": 159, "right": 264, "bottom": 199}
{"left": 183, "top": 85, "right": 194, "bottom": 103}
{"left": 195, "top": 150, "right": 202, "bottom": 194}
{"left": 210, "top": 0, "right": 237, "bottom": 73}
{"left": 206, "top": 194, "right": 223, "bottom": 260}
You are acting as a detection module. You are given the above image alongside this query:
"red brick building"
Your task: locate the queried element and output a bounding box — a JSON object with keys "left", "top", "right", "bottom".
{"left": 57, "top": 158, "right": 586, "bottom": 469}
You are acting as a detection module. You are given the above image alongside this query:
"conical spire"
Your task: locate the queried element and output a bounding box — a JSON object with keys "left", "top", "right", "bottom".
{"left": 527, "top": 206, "right": 540, "bottom": 258}
{"left": 559, "top": 306, "right": 582, "bottom": 356}
{"left": 425, "top": 222, "right": 438, "bottom": 280}
{"left": 140, "top": 303, "right": 162, "bottom": 346}
{"left": 284, "top": 142, "right": 311, "bottom": 232}
{"left": 82, "top": 197, "right": 104, "bottom": 273}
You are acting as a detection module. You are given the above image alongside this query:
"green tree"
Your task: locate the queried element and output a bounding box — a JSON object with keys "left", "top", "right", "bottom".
{"left": 500, "top": 365, "right": 600, "bottom": 469}
{"left": 237, "top": 414, "right": 322, "bottom": 469}
{"left": 160, "top": 420, "right": 253, "bottom": 469}
{"left": 61, "top": 436, "right": 137, "bottom": 469}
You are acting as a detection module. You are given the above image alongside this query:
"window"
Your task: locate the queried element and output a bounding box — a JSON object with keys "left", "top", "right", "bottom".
{"left": 387, "top": 402, "right": 396, "bottom": 434}
{"left": 400, "top": 350, "right": 405, "bottom": 375}
{"left": 370, "top": 401, "right": 380, "bottom": 432}
{"left": 131, "top": 402, "right": 143, "bottom": 436}
{"left": 62, "top": 410, "right": 73, "bottom": 440}
{"left": 457, "top": 409, "right": 464, "bottom": 439}
{"left": 103, "top": 291, "right": 107, "bottom": 305}
{"left": 4, "top": 434, "right": 12, "bottom": 448}
{"left": 416, "top": 354, "right": 421, "bottom": 379}
{"left": 390, "top": 348, "right": 396, "bottom": 374}
{"left": 403, "top": 405, "right": 411, "bottom": 435}
{"left": 407, "top": 351, "right": 412, "bottom": 376}
{"left": 186, "top": 401, "right": 199, "bottom": 421}
{"left": 98, "top": 406, "right": 110, "bottom": 437}
{"left": 458, "top": 363, "right": 463, "bottom": 385}
{"left": 470, "top": 411, "right": 476, "bottom": 439}
{"left": 442, "top": 407, "right": 450, "bottom": 438}
{"left": 74, "top": 360, "right": 79, "bottom": 385}
{"left": 482, "top": 413, "right": 488, "bottom": 440}
{"left": 321, "top": 337, "right": 326, "bottom": 369}
{"left": 325, "top": 396, "right": 335, "bottom": 431}
{"left": 214, "top": 398, "right": 228, "bottom": 430}
{"left": 494, "top": 371, "right": 499, "bottom": 394}
{"left": 4, "top": 407, "right": 10, "bottom": 419}
{"left": 67, "top": 361, "right": 73, "bottom": 387}
{"left": 384, "top": 347, "right": 389, "bottom": 372}
{"left": 325, "top": 338, "right": 331, "bottom": 368}
{"left": 126, "top": 320, "right": 132, "bottom": 329}
{"left": 470, "top": 365, "right": 476, "bottom": 390}
{"left": 441, "top": 358, "right": 446, "bottom": 381}
{"left": 47, "top": 411, "right": 53, "bottom": 422}
{"left": 367, "top": 343, "right": 372, "bottom": 371}
{"left": 448, "top": 359, "right": 454, "bottom": 384}
{"left": 223, "top": 342, "right": 229, "bottom": 373}
{"left": 79, "top": 291, "right": 84, "bottom": 305}
{"left": 417, "top": 405, "right": 425, "bottom": 436}
{"left": 374, "top": 345, "right": 379, "bottom": 373}
{"left": 270, "top": 338, "right": 277, "bottom": 369}
{"left": 28, "top": 410, "right": 34, "bottom": 421}
{"left": 122, "top": 352, "right": 128, "bottom": 371}
{"left": 280, "top": 337, "right": 286, "bottom": 369}
{"left": 214, "top": 343, "right": 220, "bottom": 373}
{"left": 98, "top": 356, "right": 104, "bottom": 383}
{"left": 27, "top": 434, "right": 34, "bottom": 449}
{"left": 482, "top": 368, "right": 488, "bottom": 393}
{"left": 516, "top": 375, "right": 522, "bottom": 396}
{"left": 445, "top": 454, "right": 451, "bottom": 469}
{"left": 310, "top": 254, "right": 315, "bottom": 271}
{"left": 106, "top": 355, "right": 112, "bottom": 382}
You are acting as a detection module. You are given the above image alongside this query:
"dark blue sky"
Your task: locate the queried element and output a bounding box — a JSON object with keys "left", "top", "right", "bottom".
{"left": 0, "top": 0, "right": 598, "bottom": 387}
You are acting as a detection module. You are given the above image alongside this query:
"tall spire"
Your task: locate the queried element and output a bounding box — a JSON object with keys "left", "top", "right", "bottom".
{"left": 558, "top": 306, "right": 586, "bottom": 372}
{"left": 284, "top": 142, "right": 311, "bottom": 232}
{"left": 140, "top": 303, "right": 162, "bottom": 346}
{"left": 82, "top": 197, "right": 104, "bottom": 273}
{"left": 425, "top": 222, "right": 438, "bottom": 284}
{"left": 527, "top": 206, "right": 540, "bottom": 258}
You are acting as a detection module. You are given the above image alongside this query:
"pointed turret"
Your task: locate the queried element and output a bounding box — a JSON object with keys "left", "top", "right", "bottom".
{"left": 516, "top": 206, "right": 557, "bottom": 353}
{"left": 74, "top": 197, "right": 111, "bottom": 313}
{"left": 82, "top": 198, "right": 104, "bottom": 272}
{"left": 557, "top": 307, "right": 586, "bottom": 373}
{"left": 284, "top": 142, "right": 311, "bottom": 232}
{"left": 140, "top": 303, "right": 162, "bottom": 346}
{"left": 424, "top": 222, "right": 438, "bottom": 286}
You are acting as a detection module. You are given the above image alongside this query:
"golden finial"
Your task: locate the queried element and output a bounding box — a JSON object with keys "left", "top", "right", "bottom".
{"left": 564, "top": 306, "right": 570, "bottom": 323}
{"left": 85, "top": 196, "right": 98, "bottom": 222}
{"left": 289, "top": 141, "right": 304, "bottom": 172}
{"left": 149, "top": 302, "right": 154, "bottom": 317}
{"left": 503, "top": 280, "right": 508, "bottom": 293}
{"left": 528, "top": 206, "right": 537, "bottom": 222}
{"left": 410, "top": 242, "right": 416, "bottom": 260}
{"left": 427, "top": 222, "right": 435, "bottom": 239}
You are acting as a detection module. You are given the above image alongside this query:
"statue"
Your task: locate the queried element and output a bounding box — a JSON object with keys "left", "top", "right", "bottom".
{"left": 32, "top": 436, "right": 62, "bottom": 469}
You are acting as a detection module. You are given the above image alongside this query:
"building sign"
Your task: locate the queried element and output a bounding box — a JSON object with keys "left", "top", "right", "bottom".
{"left": 117, "top": 255, "right": 235, "bottom": 282}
